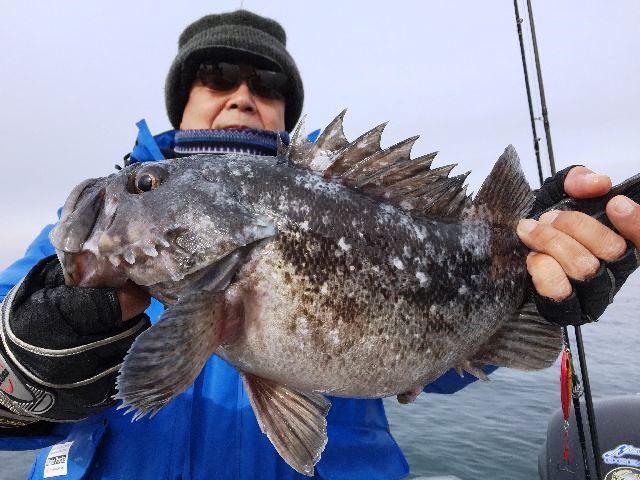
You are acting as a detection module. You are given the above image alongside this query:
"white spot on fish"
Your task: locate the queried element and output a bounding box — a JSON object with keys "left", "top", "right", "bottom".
{"left": 142, "top": 243, "right": 158, "bottom": 257}
{"left": 412, "top": 224, "right": 427, "bottom": 241}
{"left": 400, "top": 200, "right": 414, "bottom": 210}
{"left": 320, "top": 283, "right": 328, "bottom": 295}
{"left": 310, "top": 154, "right": 333, "bottom": 171}
{"left": 109, "top": 254, "right": 121, "bottom": 267}
{"left": 391, "top": 257, "right": 404, "bottom": 270}
{"left": 327, "top": 328, "right": 340, "bottom": 345}
{"left": 299, "top": 220, "right": 310, "bottom": 231}
{"left": 296, "top": 316, "right": 308, "bottom": 336}
{"left": 104, "top": 197, "right": 118, "bottom": 217}
{"left": 123, "top": 249, "right": 136, "bottom": 265}
{"left": 403, "top": 245, "right": 411, "bottom": 257}
{"left": 337, "top": 237, "right": 351, "bottom": 251}
{"left": 416, "top": 271, "right": 429, "bottom": 287}
{"left": 458, "top": 285, "right": 469, "bottom": 295}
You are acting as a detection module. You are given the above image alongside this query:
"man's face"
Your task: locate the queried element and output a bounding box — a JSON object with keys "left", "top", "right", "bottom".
{"left": 180, "top": 76, "right": 286, "bottom": 131}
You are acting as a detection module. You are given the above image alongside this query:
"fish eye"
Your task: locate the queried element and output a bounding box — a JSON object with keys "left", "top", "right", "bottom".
{"left": 137, "top": 174, "right": 156, "bottom": 192}
{"left": 128, "top": 165, "right": 169, "bottom": 194}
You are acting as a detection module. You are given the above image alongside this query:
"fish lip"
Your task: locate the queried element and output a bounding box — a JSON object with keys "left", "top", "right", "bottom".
{"left": 59, "top": 178, "right": 102, "bottom": 221}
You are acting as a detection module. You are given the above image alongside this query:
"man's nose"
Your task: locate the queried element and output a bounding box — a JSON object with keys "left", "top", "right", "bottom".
{"left": 226, "top": 81, "right": 257, "bottom": 113}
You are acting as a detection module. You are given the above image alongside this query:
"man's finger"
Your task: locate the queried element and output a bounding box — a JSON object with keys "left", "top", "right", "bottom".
{"left": 517, "top": 219, "right": 600, "bottom": 281}
{"left": 526, "top": 252, "right": 573, "bottom": 301}
{"left": 539, "top": 210, "right": 627, "bottom": 261}
{"left": 607, "top": 195, "right": 640, "bottom": 249}
{"left": 564, "top": 166, "right": 612, "bottom": 199}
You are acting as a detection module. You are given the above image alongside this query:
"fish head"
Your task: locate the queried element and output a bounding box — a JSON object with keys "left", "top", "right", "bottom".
{"left": 50, "top": 156, "right": 276, "bottom": 289}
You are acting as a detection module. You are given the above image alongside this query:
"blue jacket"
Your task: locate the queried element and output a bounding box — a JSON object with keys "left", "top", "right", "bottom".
{"left": 0, "top": 127, "right": 495, "bottom": 479}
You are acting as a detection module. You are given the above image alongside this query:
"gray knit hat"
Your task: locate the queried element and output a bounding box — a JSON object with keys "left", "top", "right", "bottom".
{"left": 165, "top": 10, "right": 303, "bottom": 132}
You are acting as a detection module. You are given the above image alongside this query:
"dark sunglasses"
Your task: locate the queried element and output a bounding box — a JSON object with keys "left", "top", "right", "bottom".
{"left": 196, "top": 62, "right": 288, "bottom": 100}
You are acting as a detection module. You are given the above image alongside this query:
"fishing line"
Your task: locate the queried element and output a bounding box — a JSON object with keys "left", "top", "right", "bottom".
{"left": 513, "top": 2, "right": 603, "bottom": 479}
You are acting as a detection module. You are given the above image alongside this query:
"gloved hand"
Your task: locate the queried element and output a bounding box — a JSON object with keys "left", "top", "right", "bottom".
{"left": 0, "top": 255, "right": 150, "bottom": 426}
{"left": 521, "top": 166, "right": 639, "bottom": 326}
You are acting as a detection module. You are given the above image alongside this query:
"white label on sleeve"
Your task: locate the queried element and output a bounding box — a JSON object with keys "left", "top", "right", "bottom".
{"left": 43, "top": 441, "right": 73, "bottom": 478}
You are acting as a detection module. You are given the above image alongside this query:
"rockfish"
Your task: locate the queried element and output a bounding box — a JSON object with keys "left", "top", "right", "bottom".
{"left": 49, "top": 112, "right": 640, "bottom": 475}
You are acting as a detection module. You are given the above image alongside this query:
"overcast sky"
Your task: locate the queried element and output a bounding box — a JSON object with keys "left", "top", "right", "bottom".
{"left": 1, "top": 1, "right": 639, "bottom": 270}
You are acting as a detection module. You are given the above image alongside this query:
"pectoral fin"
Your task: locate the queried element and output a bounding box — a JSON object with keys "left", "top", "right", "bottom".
{"left": 241, "top": 372, "right": 331, "bottom": 477}
{"left": 115, "top": 290, "right": 229, "bottom": 419}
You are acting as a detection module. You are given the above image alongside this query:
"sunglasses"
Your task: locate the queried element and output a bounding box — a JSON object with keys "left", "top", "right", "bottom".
{"left": 196, "top": 62, "right": 288, "bottom": 100}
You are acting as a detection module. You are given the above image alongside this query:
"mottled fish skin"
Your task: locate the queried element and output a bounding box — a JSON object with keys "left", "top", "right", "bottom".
{"left": 198, "top": 156, "right": 529, "bottom": 397}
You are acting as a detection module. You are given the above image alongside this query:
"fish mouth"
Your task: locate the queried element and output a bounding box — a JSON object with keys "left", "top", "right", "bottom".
{"left": 61, "top": 250, "right": 129, "bottom": 288}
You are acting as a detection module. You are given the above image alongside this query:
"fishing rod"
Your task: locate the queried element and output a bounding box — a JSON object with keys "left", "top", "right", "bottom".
{"left": 513, "top": 2, "right": 603, "bottom": 479}
{"left": 513, "top": 0, "right": 544, "bottom": 186}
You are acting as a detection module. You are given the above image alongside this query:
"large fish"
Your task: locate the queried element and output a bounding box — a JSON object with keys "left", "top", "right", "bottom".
{"left": 49, "top": 112, "right": 640, "bottom": 475}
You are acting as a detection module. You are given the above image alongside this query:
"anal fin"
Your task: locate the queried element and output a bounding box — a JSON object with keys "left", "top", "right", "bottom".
{"left": 241, "top": 372, "right": 331, "bottom": 477}
{"left": 468, "top": 301, "right": 563, "bottom": 370}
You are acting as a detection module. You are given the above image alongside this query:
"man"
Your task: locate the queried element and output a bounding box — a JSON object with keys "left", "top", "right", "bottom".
{"left": 0, "top": 9, "right": 638, "bottom": 480}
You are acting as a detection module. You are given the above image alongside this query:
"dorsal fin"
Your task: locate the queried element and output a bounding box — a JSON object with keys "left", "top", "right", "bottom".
{"left": 306, "top": 110, "right": 349, "bottom": 172}
{"left": 369, "top": 164, "right": 456, "bottom": 198}
{"left": 471, "top": 145, "right": 534, "bottom": 224}
{"left": 356, "top": 152, "right": 437, "bottom": 190}
{"left": 285, "top": 112, "right": 509, "bottom": 221}
{"left": 287, "top": 115, "right": 313, "bottom": 168}
{"left": 345, "top": 135, "right": 420, "bottom": 187}
{"left": 417, "top": 173, "right": 471, "bottom": 217}
{"left": 324, "top": 122, "right": 387, "bottom": 176}
{"left": 276, "top": 133, "right": 288, "bottom": 157}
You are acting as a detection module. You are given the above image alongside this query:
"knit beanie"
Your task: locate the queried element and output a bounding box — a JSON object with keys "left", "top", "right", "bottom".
{"left": 165, "top": 10, "right": 303, "bottom": 132}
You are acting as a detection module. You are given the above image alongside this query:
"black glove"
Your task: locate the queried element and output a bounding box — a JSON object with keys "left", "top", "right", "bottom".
{"left": 0, "top": 255, "right": 150, "bottom": 426}
{"left": 528, "top": 166, "right": 639, "bottom": 326}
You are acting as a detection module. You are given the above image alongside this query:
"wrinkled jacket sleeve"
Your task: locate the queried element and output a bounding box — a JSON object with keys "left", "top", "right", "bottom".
{"left": 0, "top": 223, "right": 66, "bottom": 450}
